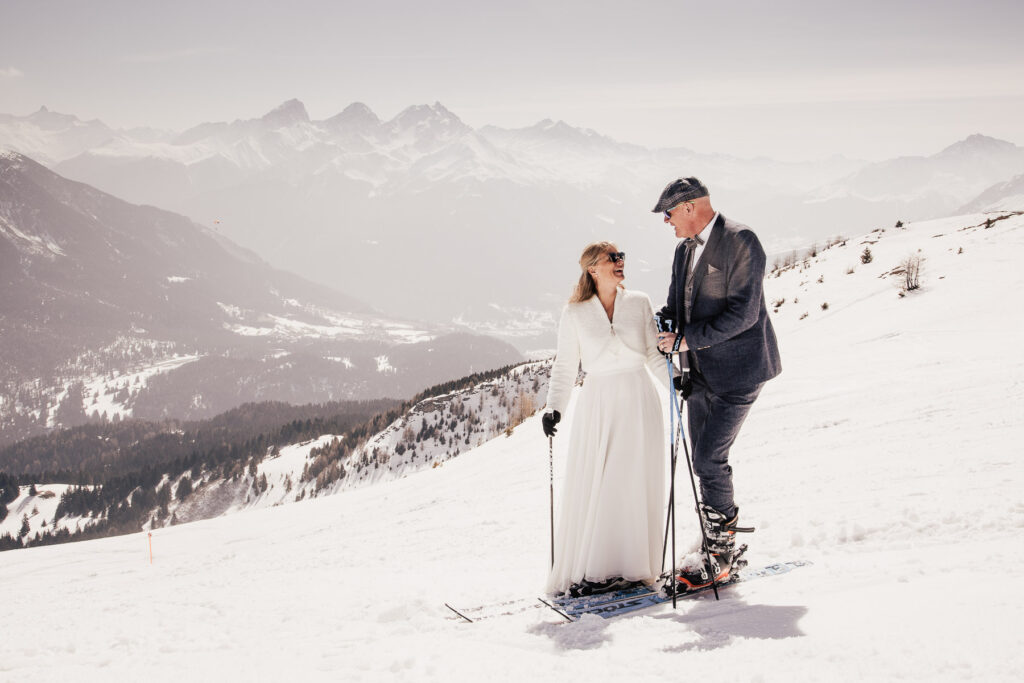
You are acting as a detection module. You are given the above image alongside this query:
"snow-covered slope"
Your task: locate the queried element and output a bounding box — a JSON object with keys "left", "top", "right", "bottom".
{"left": 1, "top": 212, "right": 1022, "bottom": 680}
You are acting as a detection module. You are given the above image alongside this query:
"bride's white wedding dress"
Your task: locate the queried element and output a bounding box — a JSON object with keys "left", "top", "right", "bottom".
{"left": 544, "top": 288, "right": 669, "bottom": 595}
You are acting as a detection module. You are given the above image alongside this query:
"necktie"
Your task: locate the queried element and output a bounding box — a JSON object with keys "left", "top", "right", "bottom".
{"left": 682, "top": 238, "right": 699, "bottom": 322}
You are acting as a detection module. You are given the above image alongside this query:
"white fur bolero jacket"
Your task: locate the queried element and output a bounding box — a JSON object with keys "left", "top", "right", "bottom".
{"left": 544, "top": 288, "right": 673, "bottom": 415}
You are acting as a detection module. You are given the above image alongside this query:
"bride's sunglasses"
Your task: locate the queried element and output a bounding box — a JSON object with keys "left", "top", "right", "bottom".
{"left": 607, "top": 252, "right": 626, "bottom": 264}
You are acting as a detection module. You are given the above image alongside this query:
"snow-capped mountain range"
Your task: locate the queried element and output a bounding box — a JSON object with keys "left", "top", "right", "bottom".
{"left": 1, "top": 208, "right": 1020, "bottom": 680}
{"left": 0, "top": 152, "right": 521, "bottom": 446}
{"left": 4, "top": 101, "right": 1021, "bottom": 332}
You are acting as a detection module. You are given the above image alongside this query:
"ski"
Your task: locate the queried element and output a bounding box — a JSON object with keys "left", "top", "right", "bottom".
{"left": 548, "top": 560, "right": 811, "bottom": 621}
{"left": 442, "top": 596, "right": 541, "bottom": 622}
{"left": 445, "top": 582, "right": 655, "bottom": 623}
{"left": 445, "top": 560, "right": 811, "bottom": 624}
{"left": 551, "top": 582, "right": 660, "bottom": 611}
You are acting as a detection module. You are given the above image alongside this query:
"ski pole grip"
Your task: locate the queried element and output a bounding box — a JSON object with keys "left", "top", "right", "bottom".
{"left": 654, "top": 313, "right": 674, "bottom": 334}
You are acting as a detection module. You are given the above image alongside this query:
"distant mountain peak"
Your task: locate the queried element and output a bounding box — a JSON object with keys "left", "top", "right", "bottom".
{"left": 391, "top": 102, "right": 468, "bottom": 132}
{"left": 25, "top": 106, "right": 85, "bottom": 127}
{"left": 325, "top": 102, "right": 382, "bottom": 130}
{"left": 526, "top": 118, "right": 611, "bottom": 145}
{"left": 554, "top": 120, "right": 583, "bottom": 133}
{"left": 28, "top": 105, "right": 61, "bottom": 119}
{"left": 937, "top": 134, "right": 1018, "bottom": 158}
{"left": 260, "top": 99, "right": 310, "bottom": 127}
{"left": 341, "top": 102, "right": 377, "bottom": 118}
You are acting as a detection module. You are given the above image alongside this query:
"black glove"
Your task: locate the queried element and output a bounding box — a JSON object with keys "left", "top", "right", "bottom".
{"left": 673, "top": 373, "right": 693, "bottom": 400}
{"left": 542, "top": 410, "right": 561, "bottom": 437}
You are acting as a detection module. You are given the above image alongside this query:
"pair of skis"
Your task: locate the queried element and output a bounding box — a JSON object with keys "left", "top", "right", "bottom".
{"left": 542, "top": 560, "right": 811, "bottom": 621}
{"left": 445, "top": 560, "right": 812, "bottom": 624}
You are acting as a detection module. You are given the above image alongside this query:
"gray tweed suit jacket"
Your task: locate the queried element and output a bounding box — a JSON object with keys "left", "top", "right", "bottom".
{"left": 661, "top": 214, "right": 781, "bottom": 393}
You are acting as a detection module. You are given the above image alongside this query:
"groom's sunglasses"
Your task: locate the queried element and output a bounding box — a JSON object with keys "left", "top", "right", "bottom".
{"left": 664, "top": 200, "right": 694, "bottom": 219}
{"left": 607, "top": 252, "right": 626, "bottom": 264}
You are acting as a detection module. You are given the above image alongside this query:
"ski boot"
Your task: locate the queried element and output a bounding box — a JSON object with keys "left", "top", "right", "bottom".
{"left": 673, "top": 504, "right": 754, "bottom": 593}
{"left": 568, "top": 576, "right": 642, "bottom": 598}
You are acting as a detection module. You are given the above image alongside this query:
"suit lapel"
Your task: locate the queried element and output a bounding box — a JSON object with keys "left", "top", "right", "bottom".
{"left": 687, "top": 213, "right": 726, "bottom": 312}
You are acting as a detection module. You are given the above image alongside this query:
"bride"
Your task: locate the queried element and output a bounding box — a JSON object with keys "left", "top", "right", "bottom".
{"left": 542, "top": 241, "right": 671, "bottom": 596}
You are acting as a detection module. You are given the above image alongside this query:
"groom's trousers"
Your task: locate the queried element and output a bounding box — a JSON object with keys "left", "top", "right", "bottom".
{"left": 685, "top": 370, "right": 764, "bottom": 518}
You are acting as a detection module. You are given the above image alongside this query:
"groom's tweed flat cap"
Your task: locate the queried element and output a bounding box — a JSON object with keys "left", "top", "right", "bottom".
{"left": 651, "top": 176, "right": 709, "bottom": 212}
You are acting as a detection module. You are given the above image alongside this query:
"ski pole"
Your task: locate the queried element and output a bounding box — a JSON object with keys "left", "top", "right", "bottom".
{"left": 657, "top": 316, "right": 676, "bottom": 573}
{"left": 660, "top": 356, "right": 673, "bottom": 573}
{"left": 656, "top": 313, "right": 681, "bottom": 607}
{"left": 661, "top": 375, "right": 684, "bottom": 571}
{"left": 549, "top": 435, "right": 555, "bottom": 569}
{"left": 663, "top": 354, "right": 679, "bottom": 607}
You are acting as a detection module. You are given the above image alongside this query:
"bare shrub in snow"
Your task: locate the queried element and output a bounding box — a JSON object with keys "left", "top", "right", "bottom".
{"left": 900, "top": 253, "right": 922, "bottom": 292}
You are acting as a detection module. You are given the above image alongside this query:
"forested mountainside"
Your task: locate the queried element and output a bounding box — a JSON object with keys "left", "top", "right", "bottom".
{"left": 0, "top": 360, "right": 548, "bottom": 551}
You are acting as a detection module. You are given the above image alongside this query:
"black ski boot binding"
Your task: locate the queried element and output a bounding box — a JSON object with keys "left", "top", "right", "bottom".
{"left": 568, "top": 576, "right": 641, "bottom": 598}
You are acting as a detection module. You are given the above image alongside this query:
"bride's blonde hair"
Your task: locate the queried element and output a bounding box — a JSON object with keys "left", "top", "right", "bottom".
{"left": 570, "top": 241, "right": 623, "bottom": 303}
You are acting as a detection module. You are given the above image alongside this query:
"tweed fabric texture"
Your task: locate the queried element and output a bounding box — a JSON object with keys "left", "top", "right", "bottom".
{"left": 651, "top": 176, "right": 709, "bottom": 212}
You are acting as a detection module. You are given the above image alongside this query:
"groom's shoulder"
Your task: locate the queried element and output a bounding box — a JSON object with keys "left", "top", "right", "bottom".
{"left": 719, "top": 214, "right": 764, "bottom": 250}
{"left": 720, "top": 214, "right": 754, "bottom": 236}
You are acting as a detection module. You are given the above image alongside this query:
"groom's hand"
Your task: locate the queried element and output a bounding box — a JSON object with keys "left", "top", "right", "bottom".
{"left": 657, "top": 332, "right": 689, "bottom": 354}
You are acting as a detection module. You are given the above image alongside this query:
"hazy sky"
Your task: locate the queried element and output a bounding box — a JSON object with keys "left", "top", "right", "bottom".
{"left": 2, "top": 0, "right": 1023, "bottom": 160}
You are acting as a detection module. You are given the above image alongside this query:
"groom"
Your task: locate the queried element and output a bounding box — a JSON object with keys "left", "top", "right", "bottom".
{"left": 653, "top": 176, "right": 781, "bottom": 589}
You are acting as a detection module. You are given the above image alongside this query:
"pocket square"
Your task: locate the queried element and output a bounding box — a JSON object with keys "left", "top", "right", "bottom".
{"left": 707, "top": 264, "right": 721, "bottom": 274}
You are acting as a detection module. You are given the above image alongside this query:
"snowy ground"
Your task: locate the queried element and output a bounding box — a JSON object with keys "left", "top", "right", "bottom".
{"left": 1, "top": 213, "right": 1023, "bottom": 681}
